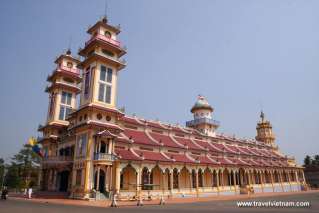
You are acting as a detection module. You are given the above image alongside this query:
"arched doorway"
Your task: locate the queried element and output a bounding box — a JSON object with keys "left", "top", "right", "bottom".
{"left": 94, "top": 169, "right": 106, "bottom": 192}
{"left": 99, "top": 170, "right": 106, "bottom": 192}
{"left": 59, "top": 170, "right": 70, "bottom": 192}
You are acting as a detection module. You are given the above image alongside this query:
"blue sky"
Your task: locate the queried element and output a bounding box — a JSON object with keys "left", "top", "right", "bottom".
{"left": 0, "top": 0, "right": 318, "bottom": 164}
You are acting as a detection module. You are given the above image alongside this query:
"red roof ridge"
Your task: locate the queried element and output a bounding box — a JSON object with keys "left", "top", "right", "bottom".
{"left": 133, "top": 116, "right": 147, "bottom": 125}
{"left": 118, "top": 132, "right": 130, "bottom": 140}
{"left": 249, "top": 148, "right": 261, "bottom": 156}
{"left": 237, "top": 158, "right": 249, "bottom": 165}
{"left": 158, "top": 122, "right": 170, "bottom": 129}
{"left": 169, "top": 135, "right": 188, "bottom": 148}
{"left": 191, "top": 138, "right": 209, "bottom": 151}
{"left": 161, "top": 151, "right": 175, "bottom": 162}
{"left": 145, "top": 130, "right": 162, "bottom": 145}
{"left": 207, "top": 155, "right": 220, "bottom": 164}
{"left": 185, "top": 153, "right": 199, "bottom": 163}
{"left": 130, "top": 148, "right": 144, "bottom": 160}
{"left": 237, "top": 146, "right": 251, "bottom": 155}
{"left": 224, "top": 156, "right": 236, "bottom": 165}
{"left": 175, "top": 125, "right": 192, "bottom": 134}
{"left": 249, "top": 158, "right": 260, "bottom": 166}
{"left": 208, "top": 142, "right": 224, "bottom": 152}
{"left": 223, "top": 144, "right": 238, "bottom": 154}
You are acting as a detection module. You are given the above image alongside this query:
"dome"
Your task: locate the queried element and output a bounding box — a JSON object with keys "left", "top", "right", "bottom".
{"left": 190, "top": 95, "right": 213, "bottom": 113}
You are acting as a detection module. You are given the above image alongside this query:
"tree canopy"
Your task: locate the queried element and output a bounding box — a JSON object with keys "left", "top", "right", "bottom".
{"left": 2, "top": 144, "right": 41, "bottom": 190}
{"left": 303, "top": 155, "right": 319, "bottom": 167}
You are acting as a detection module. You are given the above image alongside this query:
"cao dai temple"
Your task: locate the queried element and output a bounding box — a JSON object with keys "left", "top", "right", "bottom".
{"left": 37, "top": 16, "right": 306, "bottom": 200}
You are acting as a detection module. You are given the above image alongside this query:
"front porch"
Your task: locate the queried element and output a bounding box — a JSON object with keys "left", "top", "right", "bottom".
{"left": 113, "top": 162, "right": 306, "bottom": 201}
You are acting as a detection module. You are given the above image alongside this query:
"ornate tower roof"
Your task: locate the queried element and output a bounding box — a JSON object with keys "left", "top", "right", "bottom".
{"left": 255, "top": 110, "right": 276, "bottom": 145}
{"left": 190, "top": 95, "right": 213, "bottom": 113}
{"left": 186, "top": 95, "right": 219, "bottom": 136}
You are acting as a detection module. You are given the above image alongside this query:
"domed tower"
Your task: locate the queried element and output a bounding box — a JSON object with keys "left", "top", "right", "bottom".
{"left": 186, "top": 95, "right": 219, "bottom": 136}
{"left": 255, "top": 111, "right": 275, "bottom": 145}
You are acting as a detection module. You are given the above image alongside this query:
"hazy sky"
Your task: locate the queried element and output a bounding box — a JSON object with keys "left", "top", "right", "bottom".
{"left": 0, "top": 0, "right": 318, "bottom": 164}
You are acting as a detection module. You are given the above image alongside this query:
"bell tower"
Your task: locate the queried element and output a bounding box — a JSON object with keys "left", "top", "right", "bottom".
{"left": 46, "top": 49, "right": 81, "bottom": 125}
{"left": 69, "top": 17, "right": 127, "bottom": 198}
{"left": 186, "top": 95, "right": 219, "bottom": 136}
{"left": 78, "top": 16, "right": 126, "bottom": 109}
{"left": 255, "top": 111, "right": 276, "bottom": 145}
{"left": 38, "top": 49, "right": 81, "bottom": 164}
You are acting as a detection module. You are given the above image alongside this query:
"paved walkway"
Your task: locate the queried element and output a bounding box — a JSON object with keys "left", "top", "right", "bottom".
{"left": 9, "top": 190, "right": 319, "bottom": 208}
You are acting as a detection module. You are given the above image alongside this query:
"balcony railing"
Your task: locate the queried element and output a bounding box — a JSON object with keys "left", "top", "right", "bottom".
{"left": 85, "top": 34, "right": 121, "bottom": 48}
{"left": 186, "top": 118, "right": 220, "bottom": 127}
{"left": 57, "top": 65, "right": 80, "bottom": 75}
{"left": 94, "top": 153, "right": 117, "bottom": 161}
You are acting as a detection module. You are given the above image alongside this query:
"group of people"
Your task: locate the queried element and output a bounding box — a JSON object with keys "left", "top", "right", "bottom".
{"left": 1, "top": 187, "right": 33, "bottom": 200}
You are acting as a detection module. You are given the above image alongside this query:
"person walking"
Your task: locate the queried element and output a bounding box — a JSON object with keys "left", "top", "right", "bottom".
{"left": 1, "top": 187, "right": 8, "bottom": 200}
{"left": 27, "top": 187, "right": 32, "bottom": 199}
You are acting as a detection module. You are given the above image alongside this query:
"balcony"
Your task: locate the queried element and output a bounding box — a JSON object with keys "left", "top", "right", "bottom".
{"left": 94, "top": 153, "right": 117, "bottom": 161}
{"left": 186, "top": 118, "right": 220, "bottom": 127}
{"left": 58, "top": 65, "right": 80, "bottom": 75}
{"left": 85, "top": 34, "right": 121, "bottom": 48}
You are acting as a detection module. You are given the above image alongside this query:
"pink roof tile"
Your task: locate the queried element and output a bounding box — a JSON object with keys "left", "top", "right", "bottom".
{"left": 133, "top": 149, "right": 172, "bottom": 162}
{"left": 115, "top": 148, "right": 142, "bottom": 161}
{"left": 123, "top": 129, "right": 159, "bottom": 146}
{"left": 150, "top": 132, "right": 183, "bottom": 148}
{"left": 165, "top": 152, "right": 196, "bottom": 163}
{"left": 174, "top": 137, "right": 202, "bottom": 150}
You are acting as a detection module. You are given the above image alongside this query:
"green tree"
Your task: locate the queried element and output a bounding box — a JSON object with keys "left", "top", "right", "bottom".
{"left": 304, "top": 155, "right": 312, "bottom": 166}
{"left": 11, "top": 144, "right": 40, "bottom": 188}
{"left": 4, "top": 162, "right": 21, "bottom": 189}
{"left": 313, "top": 155, "right": 319, "bottom": 165}
{"left": 3, "top": 144, "right": 41, "bottom": 190}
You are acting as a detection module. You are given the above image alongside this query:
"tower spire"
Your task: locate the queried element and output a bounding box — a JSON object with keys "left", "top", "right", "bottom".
{"left": 102, "top": 0, "right": 108, "bottom": 23}
{"left": 67, "top": 35, "right": 72, "bottom": 54}
{"left": 260, "top": 110, "right": 265, "bottom": 122}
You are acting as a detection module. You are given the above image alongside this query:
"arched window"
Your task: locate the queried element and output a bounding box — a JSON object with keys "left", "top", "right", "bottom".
{"left": 173, "top": 169, "right": 179, "bottom": 189}
{"left": 192, "top": 170, "right": 196, "bottom": 188}
{"left": 142, "top": 168, "right": 150, "bottom": 190}
{"left": 104, "top": 31, "right": 111, "bottom": 38}
{"left": 198, "top": 170, "right": 203, "bottom": 187}
{"left": 67, "top": 62, "right": 73, "bottom": 68}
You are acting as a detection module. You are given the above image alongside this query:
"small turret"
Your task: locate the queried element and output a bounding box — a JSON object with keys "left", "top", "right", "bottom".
{"left": 186, "top": 95, "right": 219, "bottom": 136}
{"left": 255, "top": 110, "right": 276, "bottom": 145}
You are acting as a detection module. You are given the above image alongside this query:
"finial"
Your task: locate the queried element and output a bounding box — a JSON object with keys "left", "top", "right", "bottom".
{"left": 102, "top": 0, "right": 108, "bottom": 23}
{"left": 260, "top": 110, "right": 265, "bottom": 122}
{"left": 66, "top": 48, "right": 71, "bottom": 55}
{"left": 67, "top": 35, "right": 72, "bottom": 52}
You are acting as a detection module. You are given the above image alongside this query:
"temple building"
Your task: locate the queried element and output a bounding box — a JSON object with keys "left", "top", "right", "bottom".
{"left": 37, "top": 16, "right": 306, "bottom": 200}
